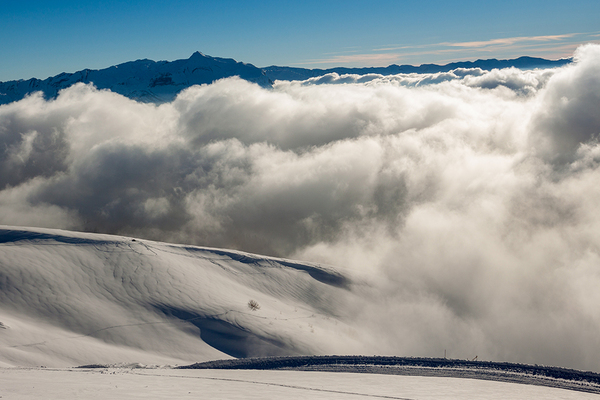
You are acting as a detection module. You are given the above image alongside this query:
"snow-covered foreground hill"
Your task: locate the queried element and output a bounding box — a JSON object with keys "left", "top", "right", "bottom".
{"left": 2, "top": 367, "right": 599, "bottom": 399}
{"left": 0, "top": 225, "right": 363, "bottom": 367}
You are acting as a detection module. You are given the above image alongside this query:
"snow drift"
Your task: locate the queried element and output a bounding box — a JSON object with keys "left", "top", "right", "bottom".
{"left": 1, "top": 44, "right": 600, "bottom": 371}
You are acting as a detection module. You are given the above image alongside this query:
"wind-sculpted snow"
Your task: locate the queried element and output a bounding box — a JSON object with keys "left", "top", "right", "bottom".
{"left": 0, "top": 226, "right": 362, "bottom": 366}
{"left": 1, "top": 44, "right": 600, "bottom": 371}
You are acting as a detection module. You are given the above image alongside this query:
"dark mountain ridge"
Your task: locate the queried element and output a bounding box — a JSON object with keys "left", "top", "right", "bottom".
{"left": 263, "top": 55, "right": 571, "bottom": 81}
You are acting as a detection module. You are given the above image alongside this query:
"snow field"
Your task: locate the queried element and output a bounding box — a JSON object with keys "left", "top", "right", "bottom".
{"left": 1, "top": 368, "right": 597, "bottom": 400}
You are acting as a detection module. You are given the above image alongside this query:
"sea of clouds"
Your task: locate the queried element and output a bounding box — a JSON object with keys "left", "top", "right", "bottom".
{"left": 1, "top": 44, "right": 600, "bottom": 370}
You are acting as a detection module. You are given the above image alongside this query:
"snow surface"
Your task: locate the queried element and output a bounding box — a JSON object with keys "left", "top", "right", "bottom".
{"left": 1, "top": 367, "right": 598, "bottom": 400}
{"left": 0, "top": 225, "right": 363, "bottom": 367}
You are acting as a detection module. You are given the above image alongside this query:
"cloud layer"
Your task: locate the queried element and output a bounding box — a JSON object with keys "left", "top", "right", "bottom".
{"left": 2, "top": 44, "right": 600, "bottom": 371}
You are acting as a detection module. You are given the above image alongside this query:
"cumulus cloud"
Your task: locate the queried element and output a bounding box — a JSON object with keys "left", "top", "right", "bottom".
{"left": 529, "top": 44, "right": 600, "bottom": 164}
{"left": 2, "top": 45, "right": 600, "bottom": 371}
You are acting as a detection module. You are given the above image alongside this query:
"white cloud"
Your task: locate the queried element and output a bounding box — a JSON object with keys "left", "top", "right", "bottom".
{"left": 529, "top": 44, "right": 600, "bottom": 164}
{"left": 2, "top": 45, "right": 600, "bottom": 370}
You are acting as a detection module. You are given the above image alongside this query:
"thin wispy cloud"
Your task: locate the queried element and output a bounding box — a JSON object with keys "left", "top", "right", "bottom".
{"left": 444, "top": 34, "right": 576, "bottom": 48}
{"left": 300, "top": 32, "right": 598, "bottom": 68}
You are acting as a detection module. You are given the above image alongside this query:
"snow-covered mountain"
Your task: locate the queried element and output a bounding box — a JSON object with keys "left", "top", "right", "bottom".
{"left": 0, "top": 53, "right": 571, "bottom": 105}
{"left": 0, "top": 52, "right": 272, "bottom": 104}
{"left": 0, "top": 226, "right": 362, "bottom": 367}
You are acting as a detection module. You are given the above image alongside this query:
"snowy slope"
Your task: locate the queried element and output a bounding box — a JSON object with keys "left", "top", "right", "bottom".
{"left": 2, "top": 368, "right": 598, "bottom": 400}
{"left": 0, "top": 226, "right": 362, "bottom": 367}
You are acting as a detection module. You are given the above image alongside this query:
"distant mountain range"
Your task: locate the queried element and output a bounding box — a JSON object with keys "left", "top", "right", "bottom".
{"left": 263, "top": 56, "right": 571, "bottom": 81}
{"left": 0, "top": 52, "right": 572, "bottom": 105}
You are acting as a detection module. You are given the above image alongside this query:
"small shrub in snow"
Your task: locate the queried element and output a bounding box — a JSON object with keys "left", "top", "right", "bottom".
{"left": 248, "top": 300, "right": 260, "bottom": 311}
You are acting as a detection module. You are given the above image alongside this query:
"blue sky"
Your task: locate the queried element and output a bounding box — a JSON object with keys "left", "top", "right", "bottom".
{"left": 1, "top": 0, "right": 599, "bottom": 81}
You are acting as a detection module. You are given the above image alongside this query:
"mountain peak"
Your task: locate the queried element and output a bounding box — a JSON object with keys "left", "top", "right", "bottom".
{"left": 0, "top": 51, "right": 272, "bottom": 104}
{"left": 190, "top": 51, "right": 207, "bottom": 59}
